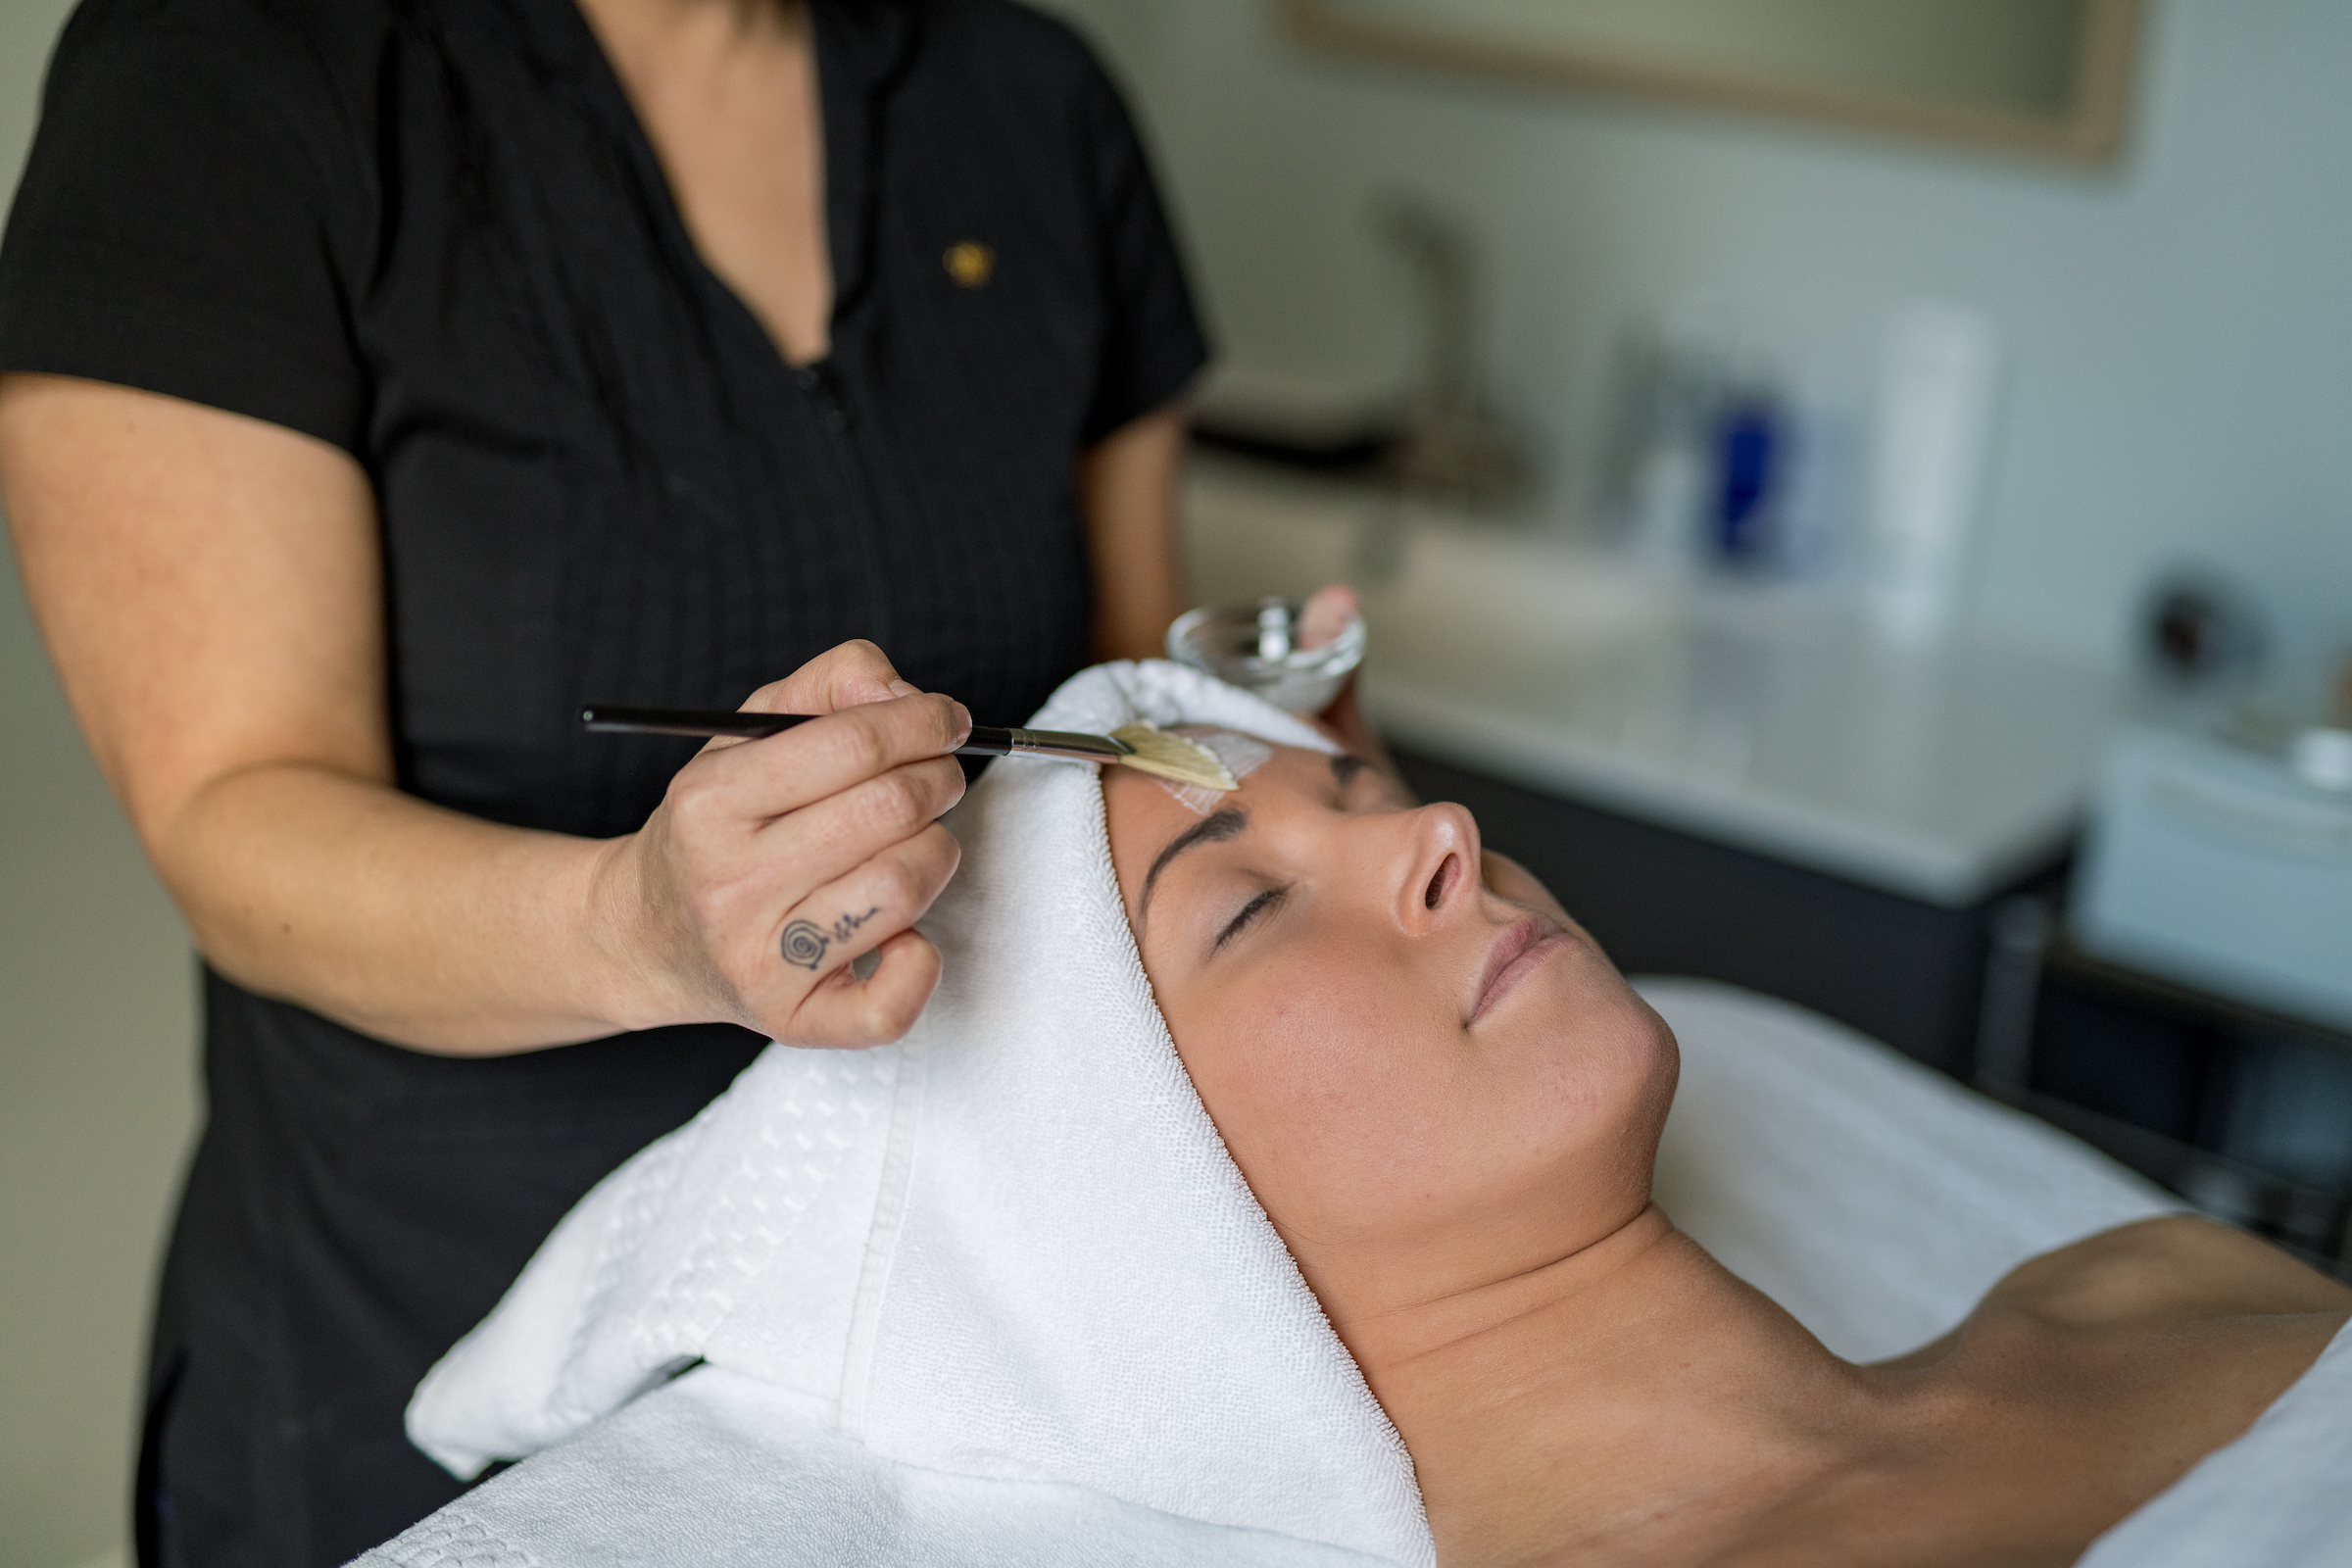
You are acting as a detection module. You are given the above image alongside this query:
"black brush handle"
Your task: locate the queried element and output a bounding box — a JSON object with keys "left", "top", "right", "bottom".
{"left": 581, "top": 704, "right": 1020, "bottom": 756}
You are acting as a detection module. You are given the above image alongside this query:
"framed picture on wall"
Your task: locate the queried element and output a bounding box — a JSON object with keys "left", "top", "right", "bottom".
{"left": 1279, "top": 0, "right": 2145, "bottom": 167}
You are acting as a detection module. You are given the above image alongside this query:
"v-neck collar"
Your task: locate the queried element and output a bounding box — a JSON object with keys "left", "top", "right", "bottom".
{"left": 809, "top": 0, "right": 917, "bottom": 332}
{"left": 518, "top": 0, "right": 917, "bottom": 370}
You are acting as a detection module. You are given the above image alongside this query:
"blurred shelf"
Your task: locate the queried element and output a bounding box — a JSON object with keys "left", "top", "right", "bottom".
{"left": 2046, "top": 936, "right": 2352, "bottom": 1054}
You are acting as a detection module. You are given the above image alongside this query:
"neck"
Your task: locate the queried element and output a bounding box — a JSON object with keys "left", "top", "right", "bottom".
{"left": 1340, "top": 1205, "right": 1886, "bottom": 1566}
{"left": 578, "top": 0, "right": 806, "bottom": 64}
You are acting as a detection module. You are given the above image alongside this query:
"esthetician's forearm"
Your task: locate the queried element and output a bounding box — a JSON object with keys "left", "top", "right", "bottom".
{"left": 1082, "top": 402, "right": 1190, "bottom": 663}
{"left": 157, "top": 762, "right": 667, "bottom": 1053}
{"left": 154, "top": 656, "right": 971, "bottom": 1054}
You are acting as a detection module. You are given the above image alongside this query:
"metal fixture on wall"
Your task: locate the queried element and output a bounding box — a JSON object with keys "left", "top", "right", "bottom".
{"left": 1372, "top": 195, "right": 1526, "bottom": 510}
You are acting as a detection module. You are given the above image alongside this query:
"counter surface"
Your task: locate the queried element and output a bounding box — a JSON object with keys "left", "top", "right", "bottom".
{"left": 1185, "top": 457, "right": 2120, "bottom": 907}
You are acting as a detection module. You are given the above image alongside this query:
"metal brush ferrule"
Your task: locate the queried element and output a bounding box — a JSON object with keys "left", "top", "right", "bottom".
{"left": 977, "top": 725, "right": 1136, "bottom": 762}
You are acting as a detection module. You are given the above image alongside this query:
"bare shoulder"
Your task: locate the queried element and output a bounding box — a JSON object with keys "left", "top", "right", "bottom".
{"left": 1789, "top": 1219, "right": 2352, "bottom": 1566}
{"left": 1987, "top": 1214, "right": 2352, "bottom": 1330}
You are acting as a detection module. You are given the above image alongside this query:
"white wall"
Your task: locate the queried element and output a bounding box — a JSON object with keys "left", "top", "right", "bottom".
{"left": 1051, "top": 0, "right": 2352, "bottom": 677}
{"left": 1, "top": 1, "right": 199, "bottom": 1565}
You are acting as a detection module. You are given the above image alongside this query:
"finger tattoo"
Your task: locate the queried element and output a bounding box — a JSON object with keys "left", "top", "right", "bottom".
{"left": 779, "top": 920, "right": 829, "bottom": 968}
{"left": 779, "top": 906, "right": 883, "bottom": 970}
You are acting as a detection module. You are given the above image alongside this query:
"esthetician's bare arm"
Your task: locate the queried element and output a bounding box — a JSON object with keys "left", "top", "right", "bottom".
{"left": 1080, "top": 402, "right": 1189, "bottom": 665}
{"left": 0, "top": 374, "right": 967, "bottom": 1054}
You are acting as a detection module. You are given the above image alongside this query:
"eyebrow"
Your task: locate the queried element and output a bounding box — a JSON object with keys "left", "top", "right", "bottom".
{"left": 1139, "top": 808, "right": 1248, "bottom": 925}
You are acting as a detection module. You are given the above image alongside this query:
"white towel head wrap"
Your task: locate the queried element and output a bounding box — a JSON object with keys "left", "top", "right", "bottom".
{"left": 406, "top": 661, "right": 1434, "bottom": 1565}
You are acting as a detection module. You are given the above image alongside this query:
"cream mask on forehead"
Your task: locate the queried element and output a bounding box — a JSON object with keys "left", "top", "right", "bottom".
{"left": 1157, "top": 729, "right": 1274, "bottom": 813}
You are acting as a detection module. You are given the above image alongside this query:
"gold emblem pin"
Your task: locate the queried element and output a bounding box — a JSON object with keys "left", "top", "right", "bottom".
{"left": 944, "top": 241, "right": 995, "bottom": 288}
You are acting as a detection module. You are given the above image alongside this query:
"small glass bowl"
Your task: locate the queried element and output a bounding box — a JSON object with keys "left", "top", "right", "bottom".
{"left": 1165, "top": 597, "right": 1366, "bottom": 714}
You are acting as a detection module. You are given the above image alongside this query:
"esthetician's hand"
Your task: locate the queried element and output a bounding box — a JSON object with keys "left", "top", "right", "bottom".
{"left": 600, "top": 640, "right": 970, "bottom": 1049}
{"left": 1297, "top": 584, "right": 1413, "bottom": 799}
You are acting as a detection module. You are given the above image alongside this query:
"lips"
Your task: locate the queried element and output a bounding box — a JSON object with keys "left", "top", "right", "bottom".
{"left": 1470, "top": 912, "right": 1571, "bottom": 1023}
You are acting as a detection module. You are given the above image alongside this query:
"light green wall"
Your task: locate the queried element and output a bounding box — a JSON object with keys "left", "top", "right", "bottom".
{"left": 1, "top": 2, "right": 200, "bottom": 1565}
{"left": 0, "top": 0, "right": 74, "bottom": 195}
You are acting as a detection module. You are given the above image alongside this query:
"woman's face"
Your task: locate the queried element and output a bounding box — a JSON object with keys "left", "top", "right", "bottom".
{"left": 1104, "top": 739, "right": 1677, "bottom": 1322}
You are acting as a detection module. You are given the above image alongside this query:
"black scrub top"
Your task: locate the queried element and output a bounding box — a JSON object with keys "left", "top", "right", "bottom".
{"left": 0, "top": 0, "right": 1204, "bottom": 1561}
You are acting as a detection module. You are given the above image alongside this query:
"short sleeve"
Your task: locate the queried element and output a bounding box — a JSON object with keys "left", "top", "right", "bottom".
{"left": 1072, "top": 53, "right": 1207, "bottom": 446}
{"left": 0, "top": 2, "right": 369, "bottom": 453}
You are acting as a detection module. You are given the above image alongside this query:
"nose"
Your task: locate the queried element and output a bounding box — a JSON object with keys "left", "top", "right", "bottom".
{"left": 1392, "top": 801, "right": 1481, "bottom": 935}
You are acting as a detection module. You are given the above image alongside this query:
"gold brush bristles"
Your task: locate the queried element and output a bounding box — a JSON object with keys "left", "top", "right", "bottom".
{"left": 1108, "top": 722, "right": 1238, "bottom": 792}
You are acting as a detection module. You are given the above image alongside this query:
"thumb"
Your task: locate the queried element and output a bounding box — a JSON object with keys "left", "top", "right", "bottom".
{"left": 1298, "top": 584, "right": 1359, "bottom": 651}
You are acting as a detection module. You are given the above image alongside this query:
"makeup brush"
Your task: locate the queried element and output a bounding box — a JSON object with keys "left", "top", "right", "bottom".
{"left": 579, "top": 705, "right": 1238, "bottom": 792}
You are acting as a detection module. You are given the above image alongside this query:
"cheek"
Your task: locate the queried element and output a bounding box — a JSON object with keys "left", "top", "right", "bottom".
{"left": 1175, "top": 952, "right": 1462, "bottom": 1239}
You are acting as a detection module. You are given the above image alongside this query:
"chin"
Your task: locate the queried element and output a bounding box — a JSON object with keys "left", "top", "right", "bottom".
{"left": 1533, "top": 961, "right": 1681, "bottom": 1142}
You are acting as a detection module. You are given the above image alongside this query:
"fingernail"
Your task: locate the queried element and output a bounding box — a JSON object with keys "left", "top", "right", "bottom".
{"left": 887, "top": 679, "right": 920, "bottom": 699}
{"left": 953, "top": 701, "right": 973, "bottom": 738}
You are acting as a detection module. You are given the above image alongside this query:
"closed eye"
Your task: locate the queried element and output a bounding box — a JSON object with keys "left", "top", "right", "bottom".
{"left": 1215, "top": 885, "right": 1288, "bottom": 951}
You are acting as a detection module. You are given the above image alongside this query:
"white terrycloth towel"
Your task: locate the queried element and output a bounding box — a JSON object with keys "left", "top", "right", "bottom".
{"left": 403, "top": 662, "right": 1430, "bottom": 1565}
{"left": 373, "top": 1366, "right": 1395, "bottom": 1568}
